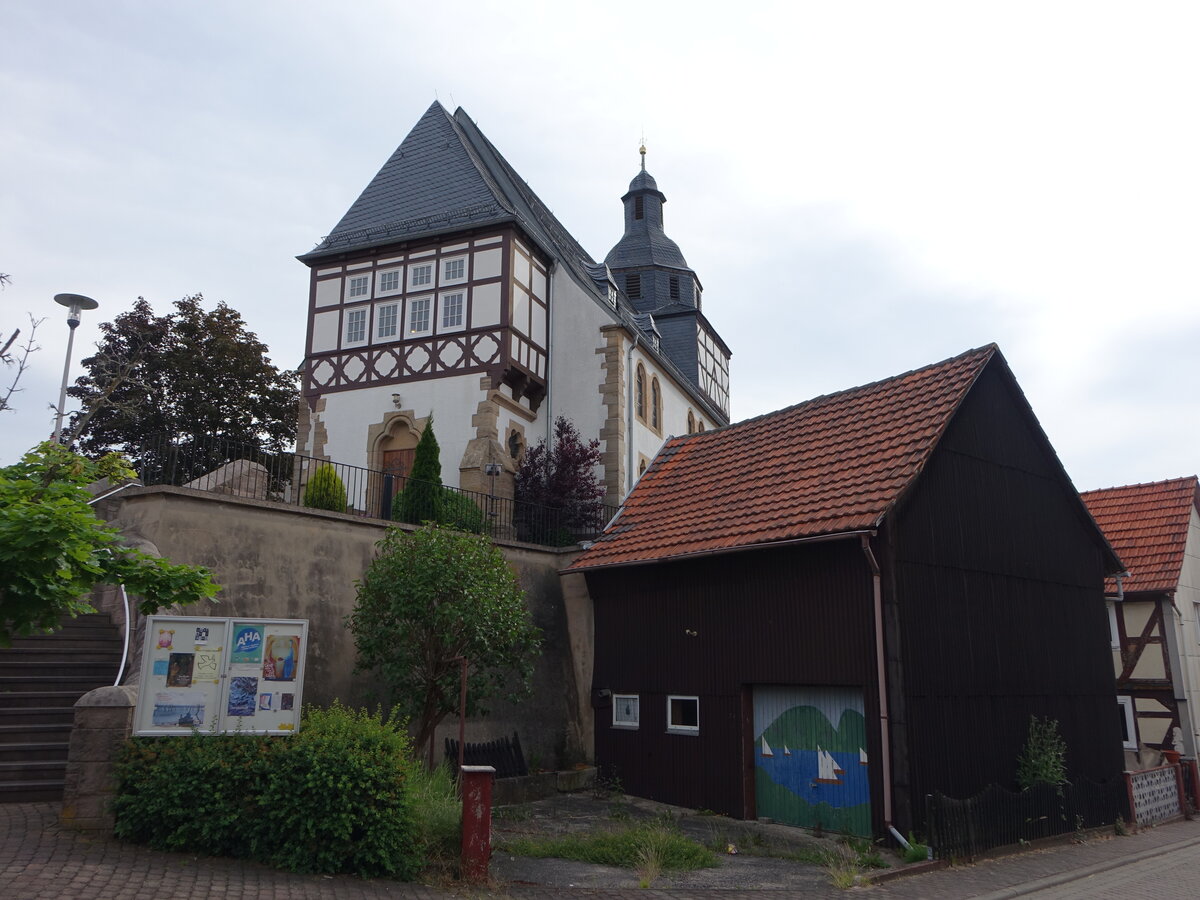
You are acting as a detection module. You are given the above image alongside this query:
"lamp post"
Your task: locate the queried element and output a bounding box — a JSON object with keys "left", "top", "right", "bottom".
{"left": 51, "top": 293, "right": 99, "bottom": 444}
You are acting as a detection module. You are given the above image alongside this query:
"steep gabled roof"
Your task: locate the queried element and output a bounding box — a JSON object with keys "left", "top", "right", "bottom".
{"left": 570, "top": 345, "right": 999, "bottom": 571}
{"left": 1081, "top": 476, "right": 1200, "bottom": 595}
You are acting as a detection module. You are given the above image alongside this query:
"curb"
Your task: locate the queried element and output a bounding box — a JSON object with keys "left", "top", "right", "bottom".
{"left": 972, "top": 832, "right": 1200, "bottom": 899}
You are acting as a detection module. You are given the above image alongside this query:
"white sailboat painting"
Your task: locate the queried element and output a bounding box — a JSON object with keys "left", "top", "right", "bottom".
{"left": 813, "top": 745, "right": 843, "bottom": 785}
{"left": 783, "top": 745, "right": 792, "bottom": 756}
{"left": 859, "top": 747, "right": 868, "bottom": 766}
{"left": 761, "top": 735, "right": 774, "bottom": 757}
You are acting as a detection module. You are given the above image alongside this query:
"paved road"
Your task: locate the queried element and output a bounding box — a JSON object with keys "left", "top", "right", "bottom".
{"left": 5, "top": 799, "right": 1200, "bottom": 898}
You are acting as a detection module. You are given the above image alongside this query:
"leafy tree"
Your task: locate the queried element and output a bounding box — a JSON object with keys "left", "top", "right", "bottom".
{"left": 1016, "top": 715, "right": 1068, "bottom": 789}
{"left": 395, "top": 415, "right": 443, "bottom": 525}
{"left": 0, "top": 442, "right": 219, "bottom": 646}
{"left": 66, "top": 295, "right": 298, "bottom": 476}
{"left": 515, "top": 416, "right": 606, "bottom": 544}
{"left": 303, "top": 465, "right": 347, "bottom": 512}
{"left": 346, "top": 524, "right": 541, "bottom": 762}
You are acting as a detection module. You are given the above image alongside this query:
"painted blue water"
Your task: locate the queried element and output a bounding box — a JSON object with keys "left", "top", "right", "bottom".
{"left": 756, "top": 750, "right": 869, "bottom": 809}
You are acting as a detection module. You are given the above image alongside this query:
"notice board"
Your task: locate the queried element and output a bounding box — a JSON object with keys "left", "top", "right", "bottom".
{"left": 133, "top": 616, "right": 309, "bottom": 736}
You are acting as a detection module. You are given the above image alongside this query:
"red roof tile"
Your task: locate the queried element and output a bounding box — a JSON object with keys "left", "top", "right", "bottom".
{"left": 1080, "top": 476, "right": 1200, "bottom": 595}
{"left": 570, "top": 345, "right": 999, "bottom": 571}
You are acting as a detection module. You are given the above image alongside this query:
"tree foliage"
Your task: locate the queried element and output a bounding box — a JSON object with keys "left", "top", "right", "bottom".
{"left": 66, "top": 295, "right": 298, "bottom": 469}
{"left": 395, "top": 415, "right": 443, "bottom": 525}
{"left": 346, "top": 525, "right": 541, "bottom": 760}
{"left": 515, "top": 416, "right": 606, "bottom": 544}
{"left": 0, "top": 443, "right": 219, "bottom": 646}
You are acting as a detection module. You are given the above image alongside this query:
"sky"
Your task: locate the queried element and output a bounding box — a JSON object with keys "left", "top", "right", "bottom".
{"left": 2, "top": 1, "right": 1197, "bottom": 491}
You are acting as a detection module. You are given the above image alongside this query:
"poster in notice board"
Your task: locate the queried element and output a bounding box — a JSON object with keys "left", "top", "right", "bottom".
{"left": 133, "top": 616, "right": 309, "bottom": 736}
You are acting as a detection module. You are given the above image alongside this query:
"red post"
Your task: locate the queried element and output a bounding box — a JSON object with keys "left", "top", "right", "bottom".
{"left": 460, "top": 765, "right": 495, "bottom": 882}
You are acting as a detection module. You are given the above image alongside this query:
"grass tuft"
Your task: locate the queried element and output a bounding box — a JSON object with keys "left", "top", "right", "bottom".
{"left": 503, "top": 822, "right": 717, "bottom": 871}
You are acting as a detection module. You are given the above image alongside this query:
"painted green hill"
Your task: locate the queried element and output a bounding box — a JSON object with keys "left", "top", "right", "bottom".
{"left": 762, "top": 706, "right": 865, "bottom": 754}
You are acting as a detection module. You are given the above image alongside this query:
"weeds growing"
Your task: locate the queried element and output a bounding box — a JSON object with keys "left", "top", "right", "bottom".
{"left": 502, "top": 822, "right": 717, "bottom": 872}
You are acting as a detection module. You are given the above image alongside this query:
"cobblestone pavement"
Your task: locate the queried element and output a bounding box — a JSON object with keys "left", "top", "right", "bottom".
{"left": 5, "top": 800, "right": 1200, "bottom": 899}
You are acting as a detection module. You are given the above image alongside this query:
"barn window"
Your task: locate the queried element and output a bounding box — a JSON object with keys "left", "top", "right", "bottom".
{"left": 667, "top": 695, "right": 699, "bottom": 734}
{"left": 1117, "top": 696, "right": 1137, "bottom": 750}
{"left": 612, "top": 694, "right": 639, "bottom": 728}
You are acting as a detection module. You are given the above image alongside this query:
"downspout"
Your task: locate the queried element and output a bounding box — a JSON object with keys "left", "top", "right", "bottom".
{"left": 860, "top": 535, "right": 897, "bottom": 834}
{"left": 625, "top": 331, "right": 640, "bottom": 496}
{"left": 545, "top": 262, "right": 556, "bottom": 449}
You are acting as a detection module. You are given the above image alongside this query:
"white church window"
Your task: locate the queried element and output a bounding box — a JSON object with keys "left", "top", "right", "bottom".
{"left": 344, "top": 308, "right": 367, "bottom": 345}
{"left": 442, "top": 257, "right": 466, "bottom": 283}
{"left": 410, "top": 264, "right": 433, "bottom": 289}
{"left": 440, "top": 292, "right": 464, "bottom": 329}
{"left": 347, "top": 274, "right": 371, "bottom": 299}
{"left": 378, "top": 270, "right": 400, "bottom": 294}
{"left": 408, "top": 297, "right": 431, "bottom": 335}
{"left": 376, "top": 303, "right": 399, "bottom": 340}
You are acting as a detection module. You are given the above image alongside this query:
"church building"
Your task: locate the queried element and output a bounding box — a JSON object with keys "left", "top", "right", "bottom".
{"left": 295, "top": 102, "right": 730, "bottom": 508}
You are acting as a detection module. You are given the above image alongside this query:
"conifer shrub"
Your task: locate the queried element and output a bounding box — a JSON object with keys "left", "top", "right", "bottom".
{"left": 302, "top": 464, "right": 347, "bottom": 512}
{"left": 112, "top": 703, "right": 424, "bottom": 879}
{"left": 397, "top": 416, "right": 443, "bottom": 525}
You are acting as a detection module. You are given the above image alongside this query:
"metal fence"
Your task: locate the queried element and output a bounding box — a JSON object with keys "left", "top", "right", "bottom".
{"left": 925, "top": 778, "right": 1129, "bottom": 859}
{"left": 135, "top": 433, "right": 617, "bottom": 547}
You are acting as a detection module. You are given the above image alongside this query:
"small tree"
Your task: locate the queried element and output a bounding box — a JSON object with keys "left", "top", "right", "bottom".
{"left": 395, "top": 415, "right": 443, "bottom": 525}
{"left": 1016, "top": 715, "right": 1068, "bottom": 789}
{"left": 0, "top": 443, "right": 219, "bottom": 646}
{"left": 515, "top": 416, "right": 605, "bottom": 544}
{"left": 303, "top": 465, "right": 347, "bottom": 512}
{"left": 346, "top": 525, "right": 541, "bottom": 760}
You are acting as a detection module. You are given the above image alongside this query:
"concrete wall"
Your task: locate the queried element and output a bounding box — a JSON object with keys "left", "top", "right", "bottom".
{"left": 99, "top": 485, "right": 593, "bottom": 769}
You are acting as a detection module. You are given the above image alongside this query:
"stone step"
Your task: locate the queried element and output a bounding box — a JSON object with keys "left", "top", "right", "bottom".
{"left": 5, "top": 634, "right": 124, "bottom": 650}
{"left": 0, "top": 675, "right": 112, "bottom": 693}
{"left": 0, "top": 707, "right": 74, "bottom": 727}
{"left": 0, "top": 659, "right": 119, "bottom": 679}
{"left": 0, "top": 646, "right": 124, "bottom": 663}
{"left": 0, "top": 691, "right": 83, "bottom": 709}
{"left": 0, "top": 742, "right": 68, "bottom": 763}
{"left": 0, "top": 723, "right": 72, "bottom": 744}
{"left": 0, "top": 779, "right": 65, "bottom": 802}
{"left": 0, "top": 759, "right": 67, "bottom": 783}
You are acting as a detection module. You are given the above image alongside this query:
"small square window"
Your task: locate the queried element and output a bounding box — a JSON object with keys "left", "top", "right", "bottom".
{"left": 344, "top": 308, "right": 367, "bottom": 344}
{"left": 667, "top": 695, "right": 699, "bottom": 734}
{"left": 347, "top": 274, "right": 371, "bottom": 299}
{"left": 612, "top": 694, "right": 639, "bottom": 729}
{"left": 408, "top": 296, "right": 431, "bottom": 335}
{"left": 379, "top": 270, "right": 400, "bottom": 293}
{"left": 442, "top": 257, "right": 466, "bottom": 282}
{"left": 441, "top": 291, "right": 464, "bottom": 329}
{"left": 410, "top": 264, "right": 433, "bottom": 289}
{"left": 376, "top": 303, "right": 398, "bottom": 340}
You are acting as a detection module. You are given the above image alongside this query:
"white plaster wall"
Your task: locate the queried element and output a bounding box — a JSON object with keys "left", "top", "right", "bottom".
{"left": 1176, "top": 506, "right": 1200, "bottom": 756}
{"left": 316, "top": 374, "right": 487, "bottom": 488}
{"left": 628, "top": 347, "right": 704, "bottom": 485}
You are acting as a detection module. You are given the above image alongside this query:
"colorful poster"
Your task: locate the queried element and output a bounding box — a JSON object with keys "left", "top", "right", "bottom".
{"left": 152, "top": 659, "right": 169, "bottom": 677}
{"left": 156, "top": 629, "right": 175, "bottom": 650}
{"left": 227, "top": 677, "right": 258, "bottom": 716}
{"left": 281, "top": 693, "right": 294, "bottom": 711}
{"left": 152, "top": 690, "right": 206, "bottom": 727}
{"left": 166, "top": 653, "right": 194, "bottom": 687}
{"left": 262, "top": 634, "right": 299, "bottom": 681}
{"left": 232, "top": 626, "right": 263, "bottom": 664}
{"left": 259, "top": 693, "right": 273, "bottom": 710}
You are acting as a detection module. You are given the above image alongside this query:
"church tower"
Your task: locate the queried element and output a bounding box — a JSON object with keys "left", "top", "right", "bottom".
{"left": 605, "top": 150, "right": 730, "bottom": 419}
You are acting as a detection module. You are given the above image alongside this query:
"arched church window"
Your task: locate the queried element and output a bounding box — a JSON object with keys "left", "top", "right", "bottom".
{"left": 635, "top": 363, "right": 646, "bottom": 422}
{"left": 687, "top": 410, "right": 696, "bottom": 433}
{"left": 651, "top": 378, "right": 661, "bottom": 431}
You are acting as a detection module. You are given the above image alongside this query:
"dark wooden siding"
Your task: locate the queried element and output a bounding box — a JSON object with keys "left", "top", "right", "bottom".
{"left": 587, "top": 540, "right": 876, "bottom": 822}
{"left": 889, "top": 364, "right": 1124, "bottom": 832}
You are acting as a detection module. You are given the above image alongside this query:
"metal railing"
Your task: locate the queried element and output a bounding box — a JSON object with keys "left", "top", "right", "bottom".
{"left": 135, "top": 433, "right": 617, "bottom": 547}
{"left": 925, "top": 777, "right": 1128, "bottom": 859}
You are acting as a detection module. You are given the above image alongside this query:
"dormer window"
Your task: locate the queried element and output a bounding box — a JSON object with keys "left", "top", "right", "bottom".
{"left": 607, "top": 284, "right": 619, "bottom": 307}
{"left": 627, "top": 273, "right": 641, "bottom": 300}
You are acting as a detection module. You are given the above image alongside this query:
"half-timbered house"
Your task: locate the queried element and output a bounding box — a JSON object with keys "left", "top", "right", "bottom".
{"left": 296, "top": 102, "right": 730, "bottom": 507}
{"left": 1081, "top": 476, "right": 1200, "bottom": 765}
{"left": 568, "top": 344, "right": 1125, "bottom": 838}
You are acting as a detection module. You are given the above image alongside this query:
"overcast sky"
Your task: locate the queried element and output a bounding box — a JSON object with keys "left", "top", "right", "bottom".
{"left": 2, "top": 1, "right": 1197, "bottom": 491}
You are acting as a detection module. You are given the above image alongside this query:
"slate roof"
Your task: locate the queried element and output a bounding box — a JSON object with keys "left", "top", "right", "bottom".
{"left": 570, "top": 345, "right": 1000, "bottom": 571}
{"left": 1080, "top": 476, "right": 1200, "bottom": 595}
{"left": 605, "top": 167, "right": 691, "bottom": 271}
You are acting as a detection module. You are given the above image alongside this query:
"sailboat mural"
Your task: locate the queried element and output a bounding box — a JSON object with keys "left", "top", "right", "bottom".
{"left": 752, "top": 686, "right": 872, "bottom": 837}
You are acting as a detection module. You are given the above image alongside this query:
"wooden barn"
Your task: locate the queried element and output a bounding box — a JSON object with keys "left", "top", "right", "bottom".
{"left": 568, "top": 344, "right": 1126, "bottom": 838}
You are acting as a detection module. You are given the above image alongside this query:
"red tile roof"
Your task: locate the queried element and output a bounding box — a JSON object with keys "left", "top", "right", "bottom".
{"left": 570, "top": 345, "right": 999, "bottom": 571}
{"left": 1080, "top": 476, "right": 1200, "bottom": 595}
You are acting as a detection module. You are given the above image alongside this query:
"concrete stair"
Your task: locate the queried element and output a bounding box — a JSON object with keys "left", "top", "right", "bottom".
{"left": 0, "top": 613, "right": 123, "bottom": 802}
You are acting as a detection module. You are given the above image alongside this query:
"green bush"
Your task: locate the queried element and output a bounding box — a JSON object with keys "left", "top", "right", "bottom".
{"left": 1017, "top": 715, "right": 1068, "bottom": 789}
{"left": 303, "top": 465, "right": 347, "bottom": 512}
{"left": 112, "top": 703, "right": 425, "bottom": 879}
{"left": 392, "top": 485, "right": 487, "bottom": 534}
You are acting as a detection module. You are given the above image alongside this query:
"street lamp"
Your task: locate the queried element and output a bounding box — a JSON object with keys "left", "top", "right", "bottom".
{"left": 51, "top": 293, "right": 99, "bottom": 444}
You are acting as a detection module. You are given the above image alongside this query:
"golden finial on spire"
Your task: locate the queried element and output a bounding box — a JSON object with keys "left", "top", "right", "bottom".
{"left": 639, "top": 131, "right": 647, "bottom": 170}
